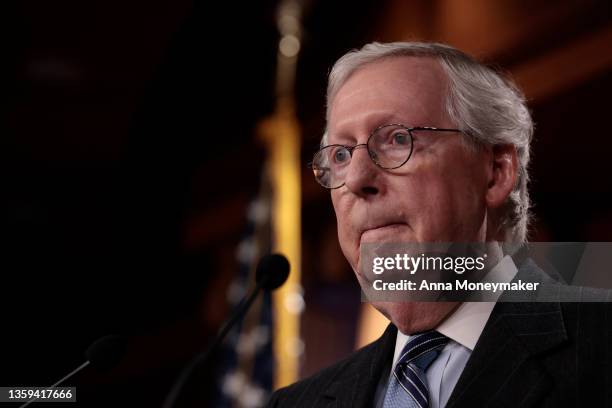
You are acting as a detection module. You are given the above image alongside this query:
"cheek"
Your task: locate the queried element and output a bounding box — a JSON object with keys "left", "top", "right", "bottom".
{"left": 408, "top": 184, "right": 455, "bottom": 237}
{"left": 336, "top": 223, "right": 352, "bottom": 258}
{"left": 331, "top": 194, "right": 350, "bottom": 239}
{"left": 332, "top": 193, "right": 359, "bottom": 264}
{"left": 427, "top": 160, "right": 487, "bottom": 237}
{"left": 394, "top": 154, "right": 486, "bottom": 239}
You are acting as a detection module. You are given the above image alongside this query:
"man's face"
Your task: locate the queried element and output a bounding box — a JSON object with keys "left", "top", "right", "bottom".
{"left": 327, "top": 57, "right": 492, "bottom": 332}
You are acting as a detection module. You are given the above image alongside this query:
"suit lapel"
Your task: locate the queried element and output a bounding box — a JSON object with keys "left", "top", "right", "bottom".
{"left": 446, "top": 300, "right": 567, "bottom": 408}
{"left": 446, "top": 256, "right": 570, "bottom": 407}
{"left": 318, "top": 258, "right": 569, "bottom": 407}
{"left": 323, "top": 323, "right": 397, "bottom": 408}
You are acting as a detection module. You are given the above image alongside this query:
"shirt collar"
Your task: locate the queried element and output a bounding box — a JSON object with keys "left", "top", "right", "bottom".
{"left": 392, "top": 255, "right": 518, "bottom": 366}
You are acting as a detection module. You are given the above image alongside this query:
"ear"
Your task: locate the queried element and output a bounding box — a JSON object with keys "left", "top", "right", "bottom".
{"left": 485, "top": 144, "right": 518, "bottom": 209}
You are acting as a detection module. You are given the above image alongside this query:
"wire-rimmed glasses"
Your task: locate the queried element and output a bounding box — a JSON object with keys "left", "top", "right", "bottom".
{"left": 311, "top": 123, "right": 463, "bottom": 189}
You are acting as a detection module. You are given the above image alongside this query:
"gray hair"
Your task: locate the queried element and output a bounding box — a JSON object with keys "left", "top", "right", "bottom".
{"left": 324, "top": 42, "right": 534, "bottom": 243}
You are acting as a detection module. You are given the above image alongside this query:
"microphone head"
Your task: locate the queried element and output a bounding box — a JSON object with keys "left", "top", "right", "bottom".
{"left": 85, "top": 334, "right": 127, "bottom": 371}
{"left": 256, "top": 254, "right": 290, "bottom": 290}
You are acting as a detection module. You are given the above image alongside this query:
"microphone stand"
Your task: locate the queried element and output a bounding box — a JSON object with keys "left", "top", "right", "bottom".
{"left": 162, "top": 279, "right": 267, "bottom": 408}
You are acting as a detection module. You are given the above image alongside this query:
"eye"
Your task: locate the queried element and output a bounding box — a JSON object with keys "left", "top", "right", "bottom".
{"left": 332, "top": 147, "right": 350, "bottom": 163}
{"left": 391, "top": 131, "right": 410, "bottom": 145}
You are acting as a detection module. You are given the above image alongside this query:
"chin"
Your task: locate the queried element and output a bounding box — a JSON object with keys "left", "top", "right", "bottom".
{"left": 372, "top": 301, "right": 459, "bottom": 335}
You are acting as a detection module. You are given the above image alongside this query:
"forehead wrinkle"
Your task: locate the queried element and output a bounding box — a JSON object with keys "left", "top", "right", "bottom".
{"left": 328, "top": 57, "right": 450, "bottom": 144}
{"left": 328, "top": 111, "right": 405, "bottom": 145}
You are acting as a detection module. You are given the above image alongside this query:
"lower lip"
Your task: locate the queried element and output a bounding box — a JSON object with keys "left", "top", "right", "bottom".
{"left": 361, "top": 223, "right": 409, "bottom": 242}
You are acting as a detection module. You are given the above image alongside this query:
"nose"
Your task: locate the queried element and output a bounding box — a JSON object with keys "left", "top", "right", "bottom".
{"left": 343, "top": 145, "right": 381, "bottom": 197}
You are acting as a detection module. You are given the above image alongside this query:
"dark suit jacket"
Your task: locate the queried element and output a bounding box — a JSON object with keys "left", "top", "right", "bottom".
{"left": 267, "top": 260, "right": 612, "bottom": 407}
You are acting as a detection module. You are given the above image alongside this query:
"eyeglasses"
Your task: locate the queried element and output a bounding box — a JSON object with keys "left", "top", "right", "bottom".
{"left": 311, "top": 123, "right": 463, "bottom": 189}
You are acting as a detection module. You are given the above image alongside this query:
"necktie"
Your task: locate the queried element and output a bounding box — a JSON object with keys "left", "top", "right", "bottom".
{"left": 382, "top": 331, "right": 449, "bottom": 408}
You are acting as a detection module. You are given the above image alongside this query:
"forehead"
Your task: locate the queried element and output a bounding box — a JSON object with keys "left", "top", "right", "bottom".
{"left": 327, "top": 56, "right": 449, "bottom": 141}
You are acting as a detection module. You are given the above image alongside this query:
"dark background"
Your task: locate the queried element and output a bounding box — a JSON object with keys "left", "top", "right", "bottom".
{"left": 2, "top": 0, "right": 612, "bottom": 406}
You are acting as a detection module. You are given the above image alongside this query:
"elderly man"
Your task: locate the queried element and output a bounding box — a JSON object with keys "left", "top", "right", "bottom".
{"left": 267, "top": 42, "right": 611, "bottom": 407}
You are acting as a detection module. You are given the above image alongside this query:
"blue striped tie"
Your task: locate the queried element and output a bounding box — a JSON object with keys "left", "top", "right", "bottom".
{"left": 383, "top": 331, "right": 449, "bottom": 408}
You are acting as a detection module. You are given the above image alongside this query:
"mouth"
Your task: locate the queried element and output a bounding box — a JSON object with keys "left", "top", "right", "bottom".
{"left": 360, "top": 222, "right": 410, "bottom": 243}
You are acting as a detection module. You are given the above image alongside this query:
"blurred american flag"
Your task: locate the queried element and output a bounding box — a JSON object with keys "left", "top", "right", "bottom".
{"left": 213, "top": 182, "right": 275, "bottom": 408}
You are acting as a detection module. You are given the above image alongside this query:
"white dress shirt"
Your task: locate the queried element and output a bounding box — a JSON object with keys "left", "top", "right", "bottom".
{"left": 382, "top": 255, "right": 518, "bottom": 408}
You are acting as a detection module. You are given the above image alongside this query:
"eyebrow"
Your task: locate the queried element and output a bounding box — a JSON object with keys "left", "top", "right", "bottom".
{"left": 327, "top": 113, "right": 408, "bottom": 145}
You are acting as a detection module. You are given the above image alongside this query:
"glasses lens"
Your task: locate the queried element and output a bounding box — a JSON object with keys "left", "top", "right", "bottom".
{"left": 369, "top": 124, "right": 413, "bottom": 169}
{"left": 312, "top": 145, "right": 350, "bottom": 188}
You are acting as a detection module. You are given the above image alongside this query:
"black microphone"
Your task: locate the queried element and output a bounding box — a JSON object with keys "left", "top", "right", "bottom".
{"left": 256, "top": 252, "right": 290, "bottom": 290}
{"left": 19, "top": 334, "right": 127, "bottom": 407}
{"left": 163, "top": 253, "right": 290, "bottom": 408}
{"left": 85, "top": 335, "right": 128, "bottom": 370}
